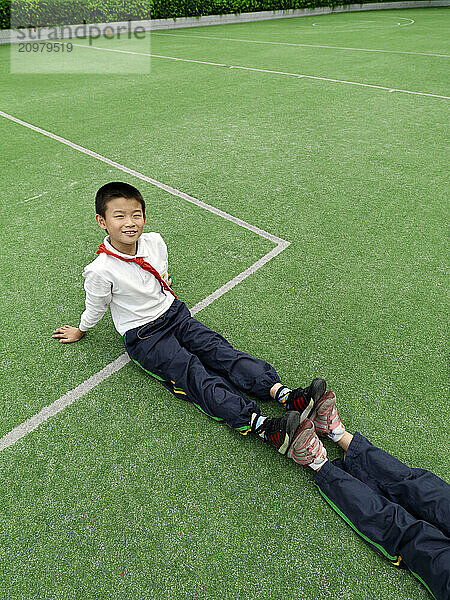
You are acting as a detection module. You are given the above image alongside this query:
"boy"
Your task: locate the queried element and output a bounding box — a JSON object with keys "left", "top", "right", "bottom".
{"left": 53, "top": 181, "right": 449, "bottom": 599}
{"left": 52, "top": 181, "right": 331, "bottom": 469}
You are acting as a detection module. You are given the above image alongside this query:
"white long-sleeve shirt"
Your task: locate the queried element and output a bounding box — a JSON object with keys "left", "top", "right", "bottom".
{"left": 79, "top": 233, "right": 175, "bottom": 336}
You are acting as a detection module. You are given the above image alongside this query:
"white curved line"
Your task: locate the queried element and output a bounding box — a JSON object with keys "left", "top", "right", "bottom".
{"left": 312, "top": 16, "right": 414, "bottom": 31}
{"left": 397, "top": 17, "right": 415, "bottom": 26}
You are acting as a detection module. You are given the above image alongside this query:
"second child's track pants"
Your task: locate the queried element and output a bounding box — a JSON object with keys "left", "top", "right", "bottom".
{"left": 314, "top": 433, "right": 450, "bottom": 600}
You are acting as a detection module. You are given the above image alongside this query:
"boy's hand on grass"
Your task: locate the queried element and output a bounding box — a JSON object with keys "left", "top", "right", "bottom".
{"left": 52, "top": 325, "right": 85, "bottom": 343}
{"left": 168, "top": 276, "right": 173, "bottom": 287}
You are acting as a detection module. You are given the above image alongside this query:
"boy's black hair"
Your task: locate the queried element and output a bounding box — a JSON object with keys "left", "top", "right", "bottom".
{"left": 95, "top": 182, "right": 145, "bottom": 218}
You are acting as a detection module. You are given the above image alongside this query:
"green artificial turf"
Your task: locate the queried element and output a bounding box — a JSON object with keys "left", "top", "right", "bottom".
{"left": 0, "top": 8, "right": 448, "bottom": 600}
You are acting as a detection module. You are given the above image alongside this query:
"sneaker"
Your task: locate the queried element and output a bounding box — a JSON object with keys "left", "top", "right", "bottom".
{"left": 253, "top": 411, "right": 326, "bottom": 467}
{"left": 286, "top": 419, "right": 327, "bottom": 468}
{"left": 309, "top": 390, "right": 345, "bottom": 440}
{"left": 252, "top": 411, "right": 304, "bottom": 455}
{"left": 284, "top": 378, "right": 327, "bottom": 419}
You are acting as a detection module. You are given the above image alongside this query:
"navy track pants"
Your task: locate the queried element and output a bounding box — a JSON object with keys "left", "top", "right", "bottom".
{"left": 314, "top": 433, "right": 450, "bottom": 600}
{"left": 124, "top": 299, "right": 281, "bottom": 433}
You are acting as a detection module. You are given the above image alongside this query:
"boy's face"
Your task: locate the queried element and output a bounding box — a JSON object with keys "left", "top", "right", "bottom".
{"left": 95, "top": 196, "right": 145, "bottom": 255}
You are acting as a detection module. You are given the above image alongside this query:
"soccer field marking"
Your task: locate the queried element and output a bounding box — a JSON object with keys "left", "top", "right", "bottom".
{"left": 0, "top": 354, "right": 131, "bottom": 452}
{"left": 0, "top": 110, "right": 284, "bottom": 245}
{"left": 395, "top": 17, "right": 415, "bottom": 26}
{"left": 311, "top": 16, "right": 415, "bottom": 31}
{"left": 228, "top": 64, "right": 450, "bottom": 98}
{"left": 0, "top": 109, "right": 290, "bottom": 452}
{"left": 0, "top": 243, "right": 289, "bottom": 453}
{"left": 313, "top": 16, "right": 414, "bottom": 25}
{"left": 152, "top": 22, "right": 450, "bottom": 59}
{"left": 24, "top": 191, "right": 48, "bottom": 202}
{"left": 71, "top": 44, "right": 450, "bottom": 99}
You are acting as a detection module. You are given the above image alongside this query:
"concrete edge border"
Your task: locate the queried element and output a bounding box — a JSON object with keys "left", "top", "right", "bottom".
{"left": 1, "top": 1, "right": 449, "bottom": 44}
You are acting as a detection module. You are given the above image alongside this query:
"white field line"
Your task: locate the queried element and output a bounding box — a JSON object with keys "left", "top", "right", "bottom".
{"left": 154, "top": 36, "right": 450, "bottom": 58}
{"left": 71, "top": 44, "right": 450, "bottom": 99}
{"left": 152, "top": 20, "right": 449, "bottom": 59}
{"left": 0, "top": 354, "right": 131, "bottom": 452}
{"left": 0, "top": 110, "right": 290, "bottom": 452}
{"left": 312, "top": 16, "right": 415, "bottom": 27}
{"left": 190, "top": 240, "right": 289, "bottom": 314}
{"left": 310, "top": 16, "right": 416, "bottom": 33}
{"left": 0, "top": 111, "right": 284, "bottom": 245}
{"left": 24, "top": 192, "right": 48, "bottom": 202}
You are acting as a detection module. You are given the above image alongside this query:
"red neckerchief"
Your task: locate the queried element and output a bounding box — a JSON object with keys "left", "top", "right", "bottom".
{"left": 97, "top": 243, "right": 176, "bottom": 298}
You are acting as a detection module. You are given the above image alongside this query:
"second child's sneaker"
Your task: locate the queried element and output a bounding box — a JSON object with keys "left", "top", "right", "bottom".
{"left": 286, "top": 419, "right": 327, "bottom": 469}
{"left": 310, "top": 391, "right": 346, "bottom": 441}
{"left": 284, "top": 378, "right": 327, "bottom": 419}
{"left": 253, "top": 412, "right": 327, "bottom": 468}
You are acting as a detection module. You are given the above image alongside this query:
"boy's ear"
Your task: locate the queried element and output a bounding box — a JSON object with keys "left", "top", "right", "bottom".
{"left": 95, "top": 214, "right": 107, "bottom": 230}
{"left": 143, "top": 214, "right": 146, "bottom": 222}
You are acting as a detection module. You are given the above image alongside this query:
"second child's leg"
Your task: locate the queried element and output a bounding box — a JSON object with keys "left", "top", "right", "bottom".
{"left": 310, "top": 393, "right": 450, "bottom": 538}
{"left": 314, "top": 459, "right": 450, "bottom": 600}
{"left": 282, "top": 400, "right": 450, "bottom": 600}
{"left": 338, "top": 433, "right": 450, "bottom": 538}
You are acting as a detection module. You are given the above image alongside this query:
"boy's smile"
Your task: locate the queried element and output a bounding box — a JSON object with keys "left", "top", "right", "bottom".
{"left": 95, "top": 196, "right": 146, "bottom": 255}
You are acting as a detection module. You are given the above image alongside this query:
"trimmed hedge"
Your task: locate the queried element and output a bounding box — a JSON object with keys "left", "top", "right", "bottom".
{"left": 1, "top": 0, "right": 403, "bottom": 29}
